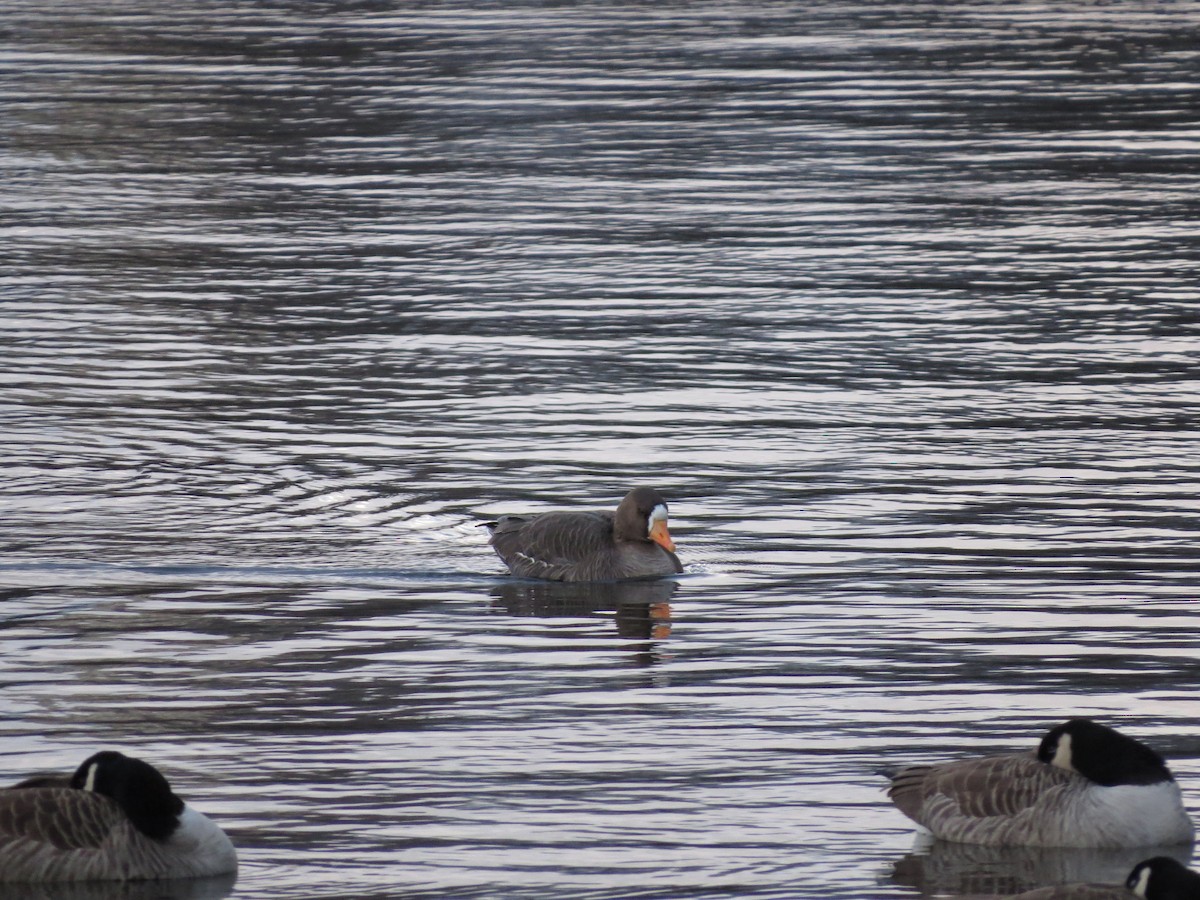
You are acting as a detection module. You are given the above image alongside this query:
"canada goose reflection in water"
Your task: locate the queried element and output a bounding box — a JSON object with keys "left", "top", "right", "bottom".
{"left": 888, "top": 837, "right": 1193, "bottom": 898}
{"left": 488, "top": 578, "right": 678, "bottom": 666}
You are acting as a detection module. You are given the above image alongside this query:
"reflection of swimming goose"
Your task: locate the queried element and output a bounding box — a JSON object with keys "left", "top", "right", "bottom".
{"left": 0, "top": 751, "right": 238, "bottom": 881}
{"left": 483, "top": 487, "right": 683, "bottom": 582}
{"left": 886, "top": 720, "right": 1194, "bottom": 847}
{"left": 1007, "top": 856, "right": 1200, "bottom": 898}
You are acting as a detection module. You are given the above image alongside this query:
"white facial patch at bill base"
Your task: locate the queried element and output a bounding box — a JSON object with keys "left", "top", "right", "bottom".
{"left": 649, "top": 504, "right": 668, "bottom": 525}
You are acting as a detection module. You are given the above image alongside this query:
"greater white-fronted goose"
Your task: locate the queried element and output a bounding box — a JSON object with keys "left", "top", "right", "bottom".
{"left": 483, "top": 486, "right": 683, "bottom": 582}
{"left": 886, "top": 719, "right": 1194, "bottom": 848}
{"left": 0, "top": 750, "right": 238, "bottom": 881}
{"left": 1007, "top": 856, "right": 1200, "bottom": 898}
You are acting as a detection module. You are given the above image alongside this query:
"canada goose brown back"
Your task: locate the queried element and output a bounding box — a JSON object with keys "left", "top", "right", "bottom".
{"left": 484, "top": 487, "right": 683, "bottom": 582}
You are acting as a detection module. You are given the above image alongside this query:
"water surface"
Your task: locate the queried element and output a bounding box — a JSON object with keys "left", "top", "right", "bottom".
{"left": 4, "top": 2, "right": 1200, "bottom": 898}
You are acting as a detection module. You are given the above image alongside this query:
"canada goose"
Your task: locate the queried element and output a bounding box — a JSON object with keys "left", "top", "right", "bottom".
{"left": 0, "top": 750, "right": 238, "bottom": 881}
{"left": 483, "top": 486, "right": 683, "bottom": 582}
{"left": 886, "top": 719, "right": 1194, "bottom": 847}
{"left": 1006, "top": 856, "right": 1200, "bottom": 898}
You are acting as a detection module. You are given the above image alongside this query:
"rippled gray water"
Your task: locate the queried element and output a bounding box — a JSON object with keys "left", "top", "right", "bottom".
{"left": 4, "top": 2, "right": 1200, "bottom": 898}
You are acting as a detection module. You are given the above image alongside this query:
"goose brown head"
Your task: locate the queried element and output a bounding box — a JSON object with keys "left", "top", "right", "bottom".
{"left": 614, "top": 487, "right": 676, "bottom": 552}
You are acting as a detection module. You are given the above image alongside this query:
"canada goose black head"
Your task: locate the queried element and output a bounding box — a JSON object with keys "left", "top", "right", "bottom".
{"left": 614, "top": 487, "right": 674, "bottom": 550}
{"left": 1126, "top": 855, "right": 1200, "bottom": 898}
{"left": 69, "top": 751, "right": 185, "bottom": 840}
{"left": 1037, "top": 719, "right": 1174, "bottom": 787}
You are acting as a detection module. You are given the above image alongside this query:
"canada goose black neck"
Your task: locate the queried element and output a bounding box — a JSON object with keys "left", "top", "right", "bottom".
{"left": 613, "top": 487, "right": 669, "bottom": 543}
{"left": 1037, "top": 719, "right": 1173, "bottom": 787}
{"left": 70, "top": 751, "right": 184, "bottom": 841}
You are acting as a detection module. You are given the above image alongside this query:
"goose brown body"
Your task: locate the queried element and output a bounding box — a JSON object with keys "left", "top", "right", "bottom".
{"left": 485, "top": 487, "right": 683, "bottom": 582}
{"left": 0, "top": 752, "right": 237, "bottom": 882}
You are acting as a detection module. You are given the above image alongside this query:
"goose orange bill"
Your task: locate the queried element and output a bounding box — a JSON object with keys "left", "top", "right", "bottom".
{"left": 649, "top": 519, "right": 676, "bottom": 552}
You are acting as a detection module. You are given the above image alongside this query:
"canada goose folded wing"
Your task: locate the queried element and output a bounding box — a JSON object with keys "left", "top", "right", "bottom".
{"left": 0, "top": 788, "right": 130, "bottom": 879}
{"left": 890, "top": 753, "right": 1080, "bottom": 844}
{"left": 891, "top": 753, "right": 1074, "bottom": 818}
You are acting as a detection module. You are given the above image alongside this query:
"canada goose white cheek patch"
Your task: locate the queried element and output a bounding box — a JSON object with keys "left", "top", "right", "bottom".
{"left": 83, "top": 762, "right": 99, "bottom": 793}
{"left": 1130, "top": 866, "right": 1151, "bottom": 897}
{"left": 1050, "top": 733, "right": 1073, "bottom": 771}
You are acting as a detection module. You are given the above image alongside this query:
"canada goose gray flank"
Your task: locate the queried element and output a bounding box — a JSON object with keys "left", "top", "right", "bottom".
{"left": 886, "top": 719, "right": 1194, "bottom": 847}
{"left": 0, "top": 751, "right": 238, "bottom": 881}
{"left": 1005, "top": 856, "right": 1200, "bottom": 898}
{"left": 483, "top": 487, "right": 683, "bottom": 582}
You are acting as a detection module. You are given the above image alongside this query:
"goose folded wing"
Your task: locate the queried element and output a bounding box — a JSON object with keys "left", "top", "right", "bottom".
{"left": 0, "top": 788, "right": 122, "bottom": 851}
{"left": 891, "top": 753, "right": 1077, "bottom": 820}
{"left": 491, "top": 512, "right": 613, "bottom": 569}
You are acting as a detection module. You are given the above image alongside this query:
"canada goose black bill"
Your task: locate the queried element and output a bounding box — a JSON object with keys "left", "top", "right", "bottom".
{"left": 484, "top": 486, "right": 683, "bottom": 582}
{"left": 886, "top": 719, "right": 1194, "bottom": 848}
{"left": 0, "top": 750, "right": 238, "bottom": 881}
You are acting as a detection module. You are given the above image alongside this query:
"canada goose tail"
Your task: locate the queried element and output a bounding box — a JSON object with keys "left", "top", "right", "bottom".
{"left": 884, "top": 764, "right": 934, "bottom": 820}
